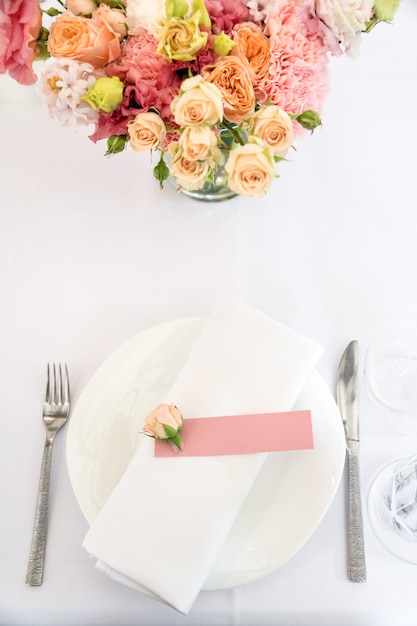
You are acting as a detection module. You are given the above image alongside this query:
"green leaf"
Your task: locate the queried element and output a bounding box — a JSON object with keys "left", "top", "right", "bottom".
{"left": 102, "top": 0, "right": 126, "bottom": 9}
{"left": 169, "top": 433, "right": 182, "bottom": 450}
{"left": 162, "top": 423, "right": 178, "bottom": 439}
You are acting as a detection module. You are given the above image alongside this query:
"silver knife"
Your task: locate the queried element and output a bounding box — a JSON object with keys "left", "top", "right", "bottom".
{"left": 337, "top": 340, "right": 367, "bottom": 582}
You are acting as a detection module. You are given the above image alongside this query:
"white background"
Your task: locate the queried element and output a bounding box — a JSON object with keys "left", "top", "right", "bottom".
{"left": 1, "top": 1, "right": 417, "bottom": 623}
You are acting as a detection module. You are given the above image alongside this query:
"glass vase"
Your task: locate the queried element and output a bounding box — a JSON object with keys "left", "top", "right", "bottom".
{"left": 178, "top": 166, "right": 237, "bottom": 202}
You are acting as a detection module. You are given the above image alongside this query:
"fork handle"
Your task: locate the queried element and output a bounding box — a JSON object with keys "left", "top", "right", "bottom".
{"left": 25, "top": 438, "right": 54, "bottom": 586}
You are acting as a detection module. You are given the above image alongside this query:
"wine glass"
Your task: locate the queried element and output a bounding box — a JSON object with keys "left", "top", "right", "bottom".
{"left": 368, "top": 454, "right": 417, "bottom": 563}
{"left": 364, "top": 329, "right": 417, "bottom": 433}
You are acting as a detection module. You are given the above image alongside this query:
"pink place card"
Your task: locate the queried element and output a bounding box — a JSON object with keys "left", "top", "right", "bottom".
{"left": 154, "top": 410, "right": 313, "bottom": 457}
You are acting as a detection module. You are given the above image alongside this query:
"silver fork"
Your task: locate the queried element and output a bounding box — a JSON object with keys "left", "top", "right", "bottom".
{"left": 25, "top": 364, "right": 71, "bottom": 586}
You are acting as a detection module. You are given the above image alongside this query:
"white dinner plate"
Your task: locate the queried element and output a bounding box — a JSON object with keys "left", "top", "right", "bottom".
{"left": 67, "top": 318, "right": 346, "bottom": 590}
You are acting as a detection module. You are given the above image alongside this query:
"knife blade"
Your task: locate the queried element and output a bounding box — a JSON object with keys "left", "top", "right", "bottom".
{"left": 337, "top": 340, "right": 367, "bottom": 583}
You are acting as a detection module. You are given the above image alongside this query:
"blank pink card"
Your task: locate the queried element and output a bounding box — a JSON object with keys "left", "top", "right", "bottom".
{"left": 154, "top": 410, "right": 313, "bottom": 457}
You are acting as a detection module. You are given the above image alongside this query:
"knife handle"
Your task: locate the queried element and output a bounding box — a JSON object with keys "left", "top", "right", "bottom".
{"left": 346, "top": 453, "right": 366, "bottom": 582}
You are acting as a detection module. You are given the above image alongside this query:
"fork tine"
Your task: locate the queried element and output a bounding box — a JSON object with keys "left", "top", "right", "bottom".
{"left": 51, "top": 363, "right": 57, "bottom": 404}
{"left": 63, "top": 364, "right": 70, "bottom": 404}
{"left": 45, "top": 364, "right": 51, "bottom": 404}
{"left": 57, "top": 364, "right": 62, "bottom": 405}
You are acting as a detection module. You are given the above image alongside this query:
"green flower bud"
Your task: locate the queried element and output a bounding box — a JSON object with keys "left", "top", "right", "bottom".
{"left": 153, "top": 154, "right": 170, "bottom": 188}
{"left": 82, "top": 76, "right": 124, "bottom": 113}
{"left": 166, "top": 0, "right": 188, "bottom": 19}
{"left": 373, "top": 0, "right": 400, "bottom": 21}
{"left": 45, "top": 7, "right": 62, "bottom": 16}
{"left": 296, "top": 110, "right": 322, "bottom": 132}
{"left": 105, "top": 134, "right": 128, "bottom": 155}
{"left": 213, "top": 32, "right": 236, "bottom": 56}
{"left": 192, "top": 0, "right": 211, "bottom": 27}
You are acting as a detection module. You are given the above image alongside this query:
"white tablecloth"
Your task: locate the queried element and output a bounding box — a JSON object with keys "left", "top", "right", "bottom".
{"left": 1, "top": 2, "right": 417, "bottom": 624}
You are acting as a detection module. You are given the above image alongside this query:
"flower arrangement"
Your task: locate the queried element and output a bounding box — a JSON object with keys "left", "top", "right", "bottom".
{"left": 1, "top": 0, "right": 400, "bottom": 198}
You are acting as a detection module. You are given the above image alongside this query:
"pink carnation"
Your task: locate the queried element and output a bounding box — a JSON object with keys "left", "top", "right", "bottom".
{"left": 106, "top": 33, "right": 181, "bottom": 119}
{"left": 0, "top": 0, "right": 42, "bottom": 85}
{"left": 205, "top": 0, "right": 251, "bottom": 34}
{"left": 90, "top": 32, "right": 182, "bottom": 142}
{"left": 263, "top": 1, "right": 330, "bottom": 130}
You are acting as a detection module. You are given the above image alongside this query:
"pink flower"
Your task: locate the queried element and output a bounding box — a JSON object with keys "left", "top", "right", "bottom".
{"left": 106, "top": 33, "right": 181, "bottom": 120}
{"left": 262, "top": 1, "right": 330, "bottom": 132}
{"left": 90, "top": 32, "right": 183, "bottom": 143}
{"left": 0, "top": 0, "right": 42, "bottom": 85}
{"left": 205, "top": 0, "right": 250, "bottom": 34}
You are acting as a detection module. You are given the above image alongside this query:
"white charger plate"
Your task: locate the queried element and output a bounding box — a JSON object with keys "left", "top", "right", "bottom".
{"left": 67, "top": 318, "right": 346, "bottom": 590}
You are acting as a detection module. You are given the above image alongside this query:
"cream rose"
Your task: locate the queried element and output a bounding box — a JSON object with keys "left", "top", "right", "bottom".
{"left": 128, "top": 112, "right": 167, "bottom": 152}
{"left": 178, "top": 126, "right": 220, "bottom": 164}
{"left": 48, "top": 12, "right": 121, "bottom": 68}
{"left": 171, "top": 75, "right": 223, "bottom": 127}
{"left": 247, "top": 105, "right": 294, "bottom": 157}
{"left": 156, "top": 15, "right": 208, "bottom": 62}
{"left": 169, "top": 142, "right": 210, "bottom": 190}
{"left": 225, "top": 137, "right": 275, "bottom": 197}
{"left": 201, "top": 56, "right": 255, "bottom": 124}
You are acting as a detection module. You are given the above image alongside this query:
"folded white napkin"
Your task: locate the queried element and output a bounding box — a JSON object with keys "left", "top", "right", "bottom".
{"left": 82, "top": 299, "right": 322, "bottom": 613}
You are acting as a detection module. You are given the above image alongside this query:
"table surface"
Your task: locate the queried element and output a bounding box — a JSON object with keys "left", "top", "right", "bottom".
{"left": 1, "top": 2, "right": 417, "bottom": 624}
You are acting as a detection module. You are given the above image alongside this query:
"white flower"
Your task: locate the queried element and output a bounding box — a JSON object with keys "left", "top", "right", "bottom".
{"left": 126, "top": 0, "right": 166, "bottom": 37}
{"left": 244, "top": 0, "right": 278, "bottom": 23}
{"left": 313, "top": 0, "right": 374, "bottom": 55}
{"left": 38, "top": 59, "right": 104, "bottom": 126}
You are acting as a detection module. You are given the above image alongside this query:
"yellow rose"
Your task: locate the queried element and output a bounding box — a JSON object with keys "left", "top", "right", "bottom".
{"left": 128, "top": 112, "right": 167, "bottom": 152}
{"left": 225, "top": 137, "right": 275, "bottom": 197}
{"left": 156, "top": 14, "right": 208, "bottom": 62}
{"left": 169, "top": 142, "right": 210, "bottom": 190}
{"left": 201, "top": 56, "right": 255, "bottom": 124}
{"left": 247, "top": 105, "right": 294, "bottom": 157}
{"left": 171, "top": 75, "right": 223, "bottom": 127}
{"left": 178, "top": 126, "right": 220, "bottom": 164}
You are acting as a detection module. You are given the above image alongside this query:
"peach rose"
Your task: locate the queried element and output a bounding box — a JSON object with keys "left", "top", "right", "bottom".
{"left": 65, "top": 0, "right": 97, "bottom": 15}
{"left": 178, "top": 126, "right": 220, "bottom": 164}
{"left": 171, "top": 75, "right": 223, "bottom": 127}
{"left": 128, "top": 112, "right": 167, "bottom": 152}
{"left": 93, "top": 5, "right": 127, "bottom": 39}
{"left": 169, "top": 142, "right": 211, "bottom": 190}
{"left": 225, "top": 137, "right": 275, "bottom": 197}
{"left": 247, "top": 105, "right": 295, "bottom": 157}
{"left": 143, "top": 403, "right": 183, "bottom": 447}
{"left": 231, "top": 22, "right": 271, "bottom": 95}
{"left": 48, "top": 12, "right": 121, "bottom": 68}
{"left": 202, "top": 56, "right": 255, "bottom": 124}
